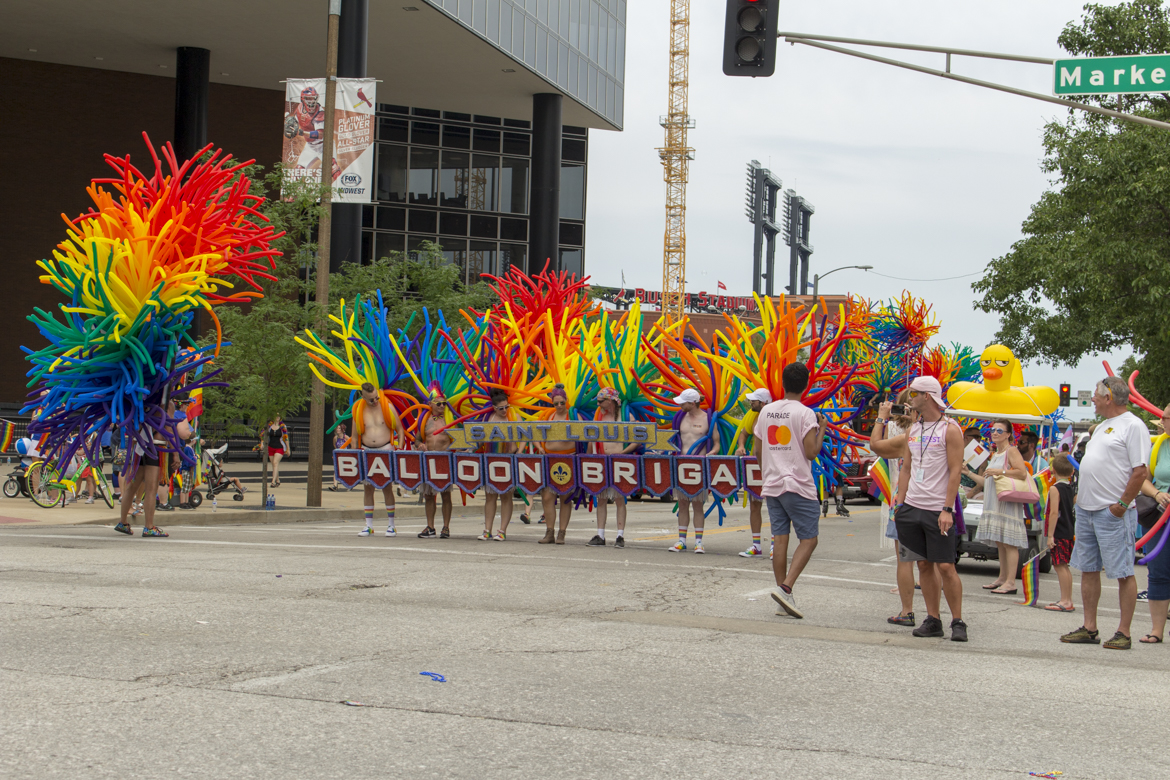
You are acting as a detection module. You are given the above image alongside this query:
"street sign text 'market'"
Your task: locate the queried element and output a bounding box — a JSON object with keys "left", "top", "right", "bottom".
{"left": 1054, "top": 53, "right": 1170, "bottom": 96}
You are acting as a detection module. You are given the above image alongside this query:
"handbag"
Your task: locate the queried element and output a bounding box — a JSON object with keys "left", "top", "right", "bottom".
{"left": 1136, "top": 494, "right": 1162, "bottom": 530}
{"left": 994, "top": 475, "right": 1040, "bottom": 504}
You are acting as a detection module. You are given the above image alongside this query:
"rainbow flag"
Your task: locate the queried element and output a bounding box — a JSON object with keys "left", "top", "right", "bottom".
{"left": 869, "top": 458, "right": 893, "bottom": 506}
{"left": 0, "top": 420, "right": 14, "bottom": 453}
{"left": 1019, "top": 550, "right": 1044, "bottom": 607}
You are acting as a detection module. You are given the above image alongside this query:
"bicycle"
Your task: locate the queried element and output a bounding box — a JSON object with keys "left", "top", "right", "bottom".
{"left": 26, "top": 456, "right": 114, "bottom": 509}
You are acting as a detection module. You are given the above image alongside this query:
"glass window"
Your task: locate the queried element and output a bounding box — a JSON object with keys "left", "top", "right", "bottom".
{"left": 439, "top": 212, "right": 468, "bottom": 236}
{"left": 500, "top": 157, "right": 529, "bottom": 214}
{"left": 361, "top": 230, "right": 373, "bottom": 263}
{"left": 562, "top": 137, "right": 586, "bottom": 162}
{"left": 473, "top": 128, "right": 501, "bottom": 153}
{"left": 488, "top": 0, "right": 499, "bottom": 43}
{"left": 380, "top": 104, "right": 409, "bottom": 115}
{"left": 409, "top": 210, "right": 438, "bottom": 233}
{"left": 504, "top": 118, "right": 531, "bottom": 128}
{"left": 559, "top": 222, "right": 583, "bottom": 246}
{"left": 513, "top": 11, "right": 525, "bottom": 58}
{"left": 501, "top": 243, "right": 527, "bottom": 275}
{"left": 537, "top": 26, "right": 547, "bottom": 74}
{"left": 598, "top": 9, "right": 607, "bottom": 67}
{"left": 475, "top": 114, "right": 502, "bottom": 124}
{"left": 503, "top": 132, "right": 530, "bottom": 156}
{"left": 440, "top": 151, "right": 469, "bottom": 208}
{"left": 473, "top": 0, "right": 486, "bottom": 32}
{"left": 378, "top": 117, "right": 409, "bottom": 142}
{"left": 459, "top": 0, "right": 473, "bottom": 25}
{"left": 412, "top": 121, "right": 441, "bottom": 146}
{"left": 362, "top": 204, "right": 374, "bottom": 227}
{"left": 559, "top": 0, "right": 570, "bottom": 39}
{"left": 376, "top": 144, "right": 408, "bottom": 203}
{"left": 499, "top": 0, "right": 512, "bottom": 49}
{"left": 616, "top": 23, "right": 624, "bottom": 80}
{"left": 560, "top": 164, "right": 584, "bottom": 220}
{"left": 588, "top": 64, "right": 597, "bottom": 108}
{"left": 407, "top": 235, "right": 435, "bottom": 255}
{"left": 538, "top": 0, "right": 548, "bottom": 24}
{"left": 525, "top": 19, "right": 537, "bottom": 67}
{"left": 377, "top": 207, "right": 406, "bottom": 231}
{"left": 375, "top": 232, "right": 405, "bottom": 260}
{"left": 444, "top": 110, "right": 472, "bottom": 122}
{"left": 412, "top": 107, "right": 441, "bottom": 118}
{"left": 408, "top": 148, "right": 439, "bottom": 205}
{"left": 559, "top": 42, "right": 569, "bottom": 89}
{"left": 470, "top": 215, "right": 498, "bottom": 238}
{"left": 569, "top": 0, "right": 579, "bottom": 47}
{"left": 443, "top": 125, "right": 471, "bottom": 149}
{"left": 589, "top": 1, "right": 599, "bottom": 62}
{"left": 559, "top": 248, "right": 582, "bottom": 277}
{"left": 500, "top": 218, "right": 527, "bottom": 241}
{"left": 549, "top": 0, "right": 558, "bottom": 32}
{"left": 438, "top": 238, "right": 467, "bottom": 277}
{"left": 468, "top": 241, "right": 497, "bottom": 281}
{"left": 469, "top": 154, "right": 499, "bottom": 211}
{"left": 607, "top": 13, "right": 617, "bottom": 74}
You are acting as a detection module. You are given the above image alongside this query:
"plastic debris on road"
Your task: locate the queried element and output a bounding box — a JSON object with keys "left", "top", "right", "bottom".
{"left": 420, "top": 672, "right": 446, "bottom": 682}
{"left": 341, "top": 700, "right": 364, "bottom": 707}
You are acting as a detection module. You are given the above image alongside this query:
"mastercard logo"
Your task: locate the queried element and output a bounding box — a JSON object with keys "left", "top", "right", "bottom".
{"left": 767, "top": 425, "right": 792, "bottom": 446}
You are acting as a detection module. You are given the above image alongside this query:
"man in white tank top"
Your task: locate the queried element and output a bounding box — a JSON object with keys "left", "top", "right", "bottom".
{"left": 893, "top": 376, "right": 968, "bottom": 642}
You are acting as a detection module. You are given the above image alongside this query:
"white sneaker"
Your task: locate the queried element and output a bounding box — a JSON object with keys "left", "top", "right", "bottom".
{"left": 771, "top": 588, "right": 803, "bottom": 619}
{"left": 358, "top": 527, "right": 373, "bottom": 537}
{"left": 738, "top": 546, "right": 763, "bottom": 557}
{"left": 694, "top": 543, "right": 705, "bottom": 554}
{"left": 385, "top": 527, "right": 396, "bottom": 537}
{"left": 668, "top": 540, "right": 686, "bottom": 552}
{"left": 85, "top": 497, "right": 95, "bottom": 505}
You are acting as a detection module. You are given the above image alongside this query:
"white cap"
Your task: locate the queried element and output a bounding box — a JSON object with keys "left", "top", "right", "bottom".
{"left": 673, "top": 388, "right": 702, "bottom": 405}
{"left": 745, "top": 388, "right": 772, "bottom": 403}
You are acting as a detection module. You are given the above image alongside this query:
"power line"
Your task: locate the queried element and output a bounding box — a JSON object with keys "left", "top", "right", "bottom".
{"left": 864, "top": 269, "right": 985, "bottom": 282}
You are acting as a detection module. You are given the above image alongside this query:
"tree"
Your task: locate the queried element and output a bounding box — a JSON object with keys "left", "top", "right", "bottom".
{"left": 972, "top": 1, "right": 1170, "bottom": 405}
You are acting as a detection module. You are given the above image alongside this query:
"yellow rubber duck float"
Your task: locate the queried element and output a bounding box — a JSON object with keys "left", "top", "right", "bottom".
{"left": 946, "top": 344, "right": 1059, "bottom": 416}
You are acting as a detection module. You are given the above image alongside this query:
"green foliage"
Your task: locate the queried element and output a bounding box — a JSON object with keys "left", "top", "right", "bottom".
{"left": 972, "top": 1, "right": 1170, "bottom": 406}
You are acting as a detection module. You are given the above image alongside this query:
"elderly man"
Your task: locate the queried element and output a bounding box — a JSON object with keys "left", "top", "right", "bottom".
{"left": 1061, "top": 376, "right": 1151, "bottom": 650}
{"left": 736, "top": 387, "right": 772, "bottom": 558}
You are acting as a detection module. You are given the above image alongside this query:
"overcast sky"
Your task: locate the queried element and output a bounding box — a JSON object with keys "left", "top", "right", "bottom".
{"left": 584, "top": 0, "right": 1125, "bottom": 422}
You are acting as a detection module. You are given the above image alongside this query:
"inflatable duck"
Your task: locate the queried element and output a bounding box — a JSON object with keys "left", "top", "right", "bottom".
{"left": 945, "top": 344, "right": 1059, "bottom": 416}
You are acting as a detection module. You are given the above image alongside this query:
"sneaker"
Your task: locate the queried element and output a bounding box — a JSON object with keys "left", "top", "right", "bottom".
{"left": 1137, "top": 589, "right": 1149, "bottom": 603}
{"left": 912, "top": 616, "right": 944, "bottom": 638}
{"left": 491, "top": 531, "right": 506, "bottom": 541}
{"left": 156, "top": 502, "right": 174, "bottom": 512}
{"left": 385, "top": 527, "right": 396, "bottom": 537}
{"left": 142, "top": 526, "right": 168, "bottom": 538}
{"left": 1060, "top": 626, "right": 1101, "bottom": 644}
{"left": 519, "top": 513, "right": 531, "bottom": 524}
{"left": 113, "top": 522, "right": 133, "bottom": 536}
{"left": 358, "top": 527, "right": 373, "bottom": 537}
{"left": 771, "top": 588, "right": 803, "bottom": 618}
{"left": 694, "top": 543, "right": 705, "bottom": 554}
{"left": 739, "top": 546, "right": 763, "bottom": 557}
{"left": 587, "top": 535, "right": 606, "bottom": 546}
{"left": 112, "top": 493, "right": 122, "bottom": 502}
{"left": 1103, "top": 631, "right": 1132, "bottom": 650}
{"left": 614, "top": 536, "right": 625, "bottom": 548}
{"left": 85, "top": 496, "right": 95, "bottom": 505}
{"left": 950, "top": 619, "right": 968, "bottom": 642}
{"left": 417, "top": 527, "right": 436, "bottom": 538}
{"left": 477, "top": 531, "right": 491, "bottom": 540}
{"left": 887, "top": 612, "right": 915, "bottom": 627}
{"left": 537, "top": 515, "right": 546, "bottom": 524}
{"left": 669, "top": 540, "right": 686, "bottom": 552}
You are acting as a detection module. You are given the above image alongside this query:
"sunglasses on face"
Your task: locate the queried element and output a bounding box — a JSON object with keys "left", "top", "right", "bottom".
{"left": 992, "top": 428, "right": 1008, "bottom": 435}
{"left": 433, "top": 401, "right": 447, "bottom": 408}
{"left": 493, "top": 404, "right": 508, "bottom": 412}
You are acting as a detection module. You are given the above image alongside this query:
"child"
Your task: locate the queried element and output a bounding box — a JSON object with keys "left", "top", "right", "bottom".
{"left": 1045, "top": 454, "right": 1077, "bottom": 612}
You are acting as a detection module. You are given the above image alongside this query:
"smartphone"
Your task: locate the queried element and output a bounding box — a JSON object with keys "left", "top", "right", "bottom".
{"left": 889, "top": 404, "right": 906, "bottom": 416}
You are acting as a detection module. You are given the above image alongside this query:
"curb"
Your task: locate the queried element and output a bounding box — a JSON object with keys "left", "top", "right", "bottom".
{"left": 77, "top": 504, "right": 433, "bottom": 527}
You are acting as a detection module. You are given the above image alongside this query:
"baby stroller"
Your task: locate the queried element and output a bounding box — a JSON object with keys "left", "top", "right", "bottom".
{"left": 199, "top": 443, "right": 247, "bottom": 503}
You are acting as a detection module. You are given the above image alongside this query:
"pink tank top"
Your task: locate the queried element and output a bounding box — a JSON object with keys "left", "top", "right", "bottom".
{"left": 905, "top": 417, "right": 956, "bottom": 511}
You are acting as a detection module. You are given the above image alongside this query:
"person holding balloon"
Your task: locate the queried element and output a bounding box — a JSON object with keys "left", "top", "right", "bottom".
{"left": 1135, "top": 402, "right": 1170, "bottom": 644}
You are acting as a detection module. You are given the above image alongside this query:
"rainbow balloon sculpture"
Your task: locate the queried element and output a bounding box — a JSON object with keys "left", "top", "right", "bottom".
{"left": 23, "top": 134, "right": 282, "bottom": 467}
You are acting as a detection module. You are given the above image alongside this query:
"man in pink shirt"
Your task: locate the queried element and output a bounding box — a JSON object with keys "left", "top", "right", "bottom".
{"left": 754, "top": 363, "right": 826, "bottom": 619}
{"left": 893, "top": 375, "right": 967, "bottom": 642}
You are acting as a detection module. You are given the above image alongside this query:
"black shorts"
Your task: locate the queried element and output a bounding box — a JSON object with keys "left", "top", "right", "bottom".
{"left": 894, "top": 504, "right": 956, "bottom": 564}
{"left": 140, "top": 454, "right": 160, "bottom": 468}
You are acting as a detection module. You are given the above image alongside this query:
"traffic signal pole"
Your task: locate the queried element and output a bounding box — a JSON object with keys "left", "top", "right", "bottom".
{"left": 779, "top": 32, "right": 1170, "bottom": 132}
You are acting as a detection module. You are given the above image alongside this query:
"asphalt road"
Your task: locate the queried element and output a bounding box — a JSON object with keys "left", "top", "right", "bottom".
{"left": 2, "top": 501, "right": 1166, "bottom": 779}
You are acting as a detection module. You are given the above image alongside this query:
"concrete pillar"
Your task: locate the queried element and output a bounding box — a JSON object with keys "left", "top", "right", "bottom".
{"left": 528, "top": 93, "right": 563, "bottom": 275}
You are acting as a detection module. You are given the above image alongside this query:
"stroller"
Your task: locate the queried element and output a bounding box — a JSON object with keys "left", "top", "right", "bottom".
{"left": 197, "top": 443, "right": 247, "bottom": 503}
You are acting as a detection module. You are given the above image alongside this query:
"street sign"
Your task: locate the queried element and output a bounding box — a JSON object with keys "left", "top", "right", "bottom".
{"left": 1077, "top": 390, "right": 1091, "bottom": 407}
{"left": 1054, "top": 53, "right": 1170, "bottom": 96}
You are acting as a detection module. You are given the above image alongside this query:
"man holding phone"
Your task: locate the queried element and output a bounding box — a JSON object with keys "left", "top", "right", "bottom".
{"left": 893, "top": 376, "right": 967, "bottom": 641}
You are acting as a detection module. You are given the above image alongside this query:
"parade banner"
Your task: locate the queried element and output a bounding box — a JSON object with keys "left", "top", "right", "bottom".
{"left": 454, "top": 453, "right": 482, "bottom": 493}
{"left": 483, "top": 454, "right": 514, "bottom": 494}
{"left": 424, "top": 452, "right": 454, "bottom": 492}
{"left": 641, "top": 454, "right": 674, "bottom": 497}
{"left": 706, "top": 456, "right": 741, "bottom": 499}
{"left": 447, "top": 420, "right": 676, "bottom": 451}
{"left": 742, "top": 456, "right": 763, "bottom": 501}
{"left": 515, "top": 454, "right": 546, "bottom": 495}
{"left": 609, "top": 455, "right": 641, "bottom": 498}
{"left": 545, "top": 454, "right": 577, "bottom": 497}
{"left": 576, "top": 454, "right": 610, "bottom": 498}
{"left": 674, "top": 456, "right": 708, "bottom": 499}
{"left": 282, "top": 77, "right": 375, "bottom": 203}
{"left": 362, "top": 450, "right": 395, "bottom": 489}
{"left": 334, "top": 449, "right": 363, "bottom": 489}
{"left": 393, "top": 451, "right": 423, "bottom": 491}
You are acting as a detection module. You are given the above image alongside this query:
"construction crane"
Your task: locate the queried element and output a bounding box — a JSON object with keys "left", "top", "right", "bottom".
{"left": 658, "top": 0, "right": 694, "bottom": 322}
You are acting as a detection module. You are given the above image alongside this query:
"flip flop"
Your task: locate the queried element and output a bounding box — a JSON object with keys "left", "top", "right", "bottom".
{"left": 1139, "top": 634, "right": 1163, "bottom": 644}
{"left": 1044, "top": 603, "right": 1075, "bottom": 612}
{"left": 991, "top": 588, "right": 1018, "bottom": 595}
{"left": 982, "top": 583, "right": 1004, "bottom": 590}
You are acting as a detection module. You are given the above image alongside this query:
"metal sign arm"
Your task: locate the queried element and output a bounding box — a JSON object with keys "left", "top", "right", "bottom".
{"left": 781, "top": 34, "right": 1170, "bottom": 132}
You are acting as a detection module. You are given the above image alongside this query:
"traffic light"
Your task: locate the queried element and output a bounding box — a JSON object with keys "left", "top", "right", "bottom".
{"left": 1059, "top": 383, "right": 1071, "bottom": 407}
{"left": 723, "top": 0, "right": 779, "bottom": 77}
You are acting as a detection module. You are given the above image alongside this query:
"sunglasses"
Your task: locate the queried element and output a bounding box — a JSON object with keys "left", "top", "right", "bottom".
{"left": 992, "top": 428, "right": 1008, "bottom": 435}
{"left": 908, "top": 390, "right": 922, "bottom": 398}
{"left": 493, "top": 404, "right": 508, "bottom": 412}
{"left": 433, "top": 401, "right": 447, "bottom": 407}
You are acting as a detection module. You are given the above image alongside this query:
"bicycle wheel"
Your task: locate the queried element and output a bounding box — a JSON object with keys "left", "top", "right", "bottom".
{"left": 93, "top": 468, "right": 115, "bottom": 509}
{"left": 27, "top": 462, "right": 63, "bottom": 508}
{"left": 3, "top": 477, "right": 18, "bottom": 498}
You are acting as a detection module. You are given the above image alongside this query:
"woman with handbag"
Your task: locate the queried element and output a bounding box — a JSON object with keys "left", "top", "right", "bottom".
{"left": 1136, "top": 406, "right": 1170, "bottom": 644}
{"left": 964, "top": 420, "right": 1030, "bottom": 594}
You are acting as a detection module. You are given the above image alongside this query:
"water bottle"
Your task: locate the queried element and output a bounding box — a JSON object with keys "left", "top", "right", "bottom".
{"left": 212, "top": 495, "right": 217, "bottom": 513}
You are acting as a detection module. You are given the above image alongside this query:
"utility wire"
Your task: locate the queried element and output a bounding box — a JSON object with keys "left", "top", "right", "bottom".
{"left": 864, "top": 269, "right": 985, "bottom": 282}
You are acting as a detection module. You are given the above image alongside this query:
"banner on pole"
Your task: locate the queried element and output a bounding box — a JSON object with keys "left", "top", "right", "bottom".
{"left": 282, "top": 77, "right": 375, "bottom": 203}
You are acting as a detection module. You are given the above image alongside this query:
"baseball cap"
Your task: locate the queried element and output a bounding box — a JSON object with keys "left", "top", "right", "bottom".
{"left": 908, "top": 376, "right": 947, "bottom": 411}
{"left": 745, "top": 388, "right": 772, "bottom": 403}
{"left": 673, "top": 388, "right": 702, "bottom": 405}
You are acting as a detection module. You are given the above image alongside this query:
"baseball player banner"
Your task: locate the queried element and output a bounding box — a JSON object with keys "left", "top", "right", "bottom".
{"left": 282, "top": 77, "right": 375, "bottom": 203}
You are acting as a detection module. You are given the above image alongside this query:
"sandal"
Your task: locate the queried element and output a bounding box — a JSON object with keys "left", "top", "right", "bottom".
{"left": 1044, "top": 603, "right": 1075, "bottom": 612}
{"left": 991, "top": 588, "right": 1018, "bottom": 595}
{"left": 1139, "top": 634, "right": 1163, "bottom": 644}
{"left": 982, "top": 582, "right": 1005, "bottom": 590}
{"left": 887, "top": 612, "right": 915, "bottom": 627}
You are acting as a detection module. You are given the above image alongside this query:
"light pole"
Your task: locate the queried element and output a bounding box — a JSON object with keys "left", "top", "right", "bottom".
{"left": 811, "top": 264, "right": 873, "bottom": 300}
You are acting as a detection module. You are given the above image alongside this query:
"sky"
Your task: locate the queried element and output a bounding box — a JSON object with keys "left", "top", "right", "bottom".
{"left": 584, "top": 0, "right": 1128, "bottom": 422}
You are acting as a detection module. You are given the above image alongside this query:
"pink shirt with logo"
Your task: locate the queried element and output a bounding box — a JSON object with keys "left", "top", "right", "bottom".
{"left": 905, "top": 417, "right": 958, "bottom": 511}
{"left": 754, "top": 399, "right": 819, "bottom": 501}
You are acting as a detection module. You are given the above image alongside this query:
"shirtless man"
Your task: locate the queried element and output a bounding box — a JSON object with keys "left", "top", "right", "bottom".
{"left": 481, "top": 388, "right": 517, "bottom": 541}
{"left": 588, "top": 387, "right": 641, "bottom": 548}
{"left": 736, "top": 388, "right": 772, "bottom": 558}
{"left": 539, "top": 384, "right": 576, "bottom": 545}
{"left": 351, "top": 382, "right": 405, "bottom": 537}
{"left": 416, "top": 390, "right": 454, "bottom": 539}
{"left": 671, "top": 387, "right": 720, "bottom": 554}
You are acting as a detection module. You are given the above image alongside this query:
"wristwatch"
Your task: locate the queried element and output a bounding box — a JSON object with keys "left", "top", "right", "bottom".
{"left": 940, "top": 506, "right": 954, "bottom": 514}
